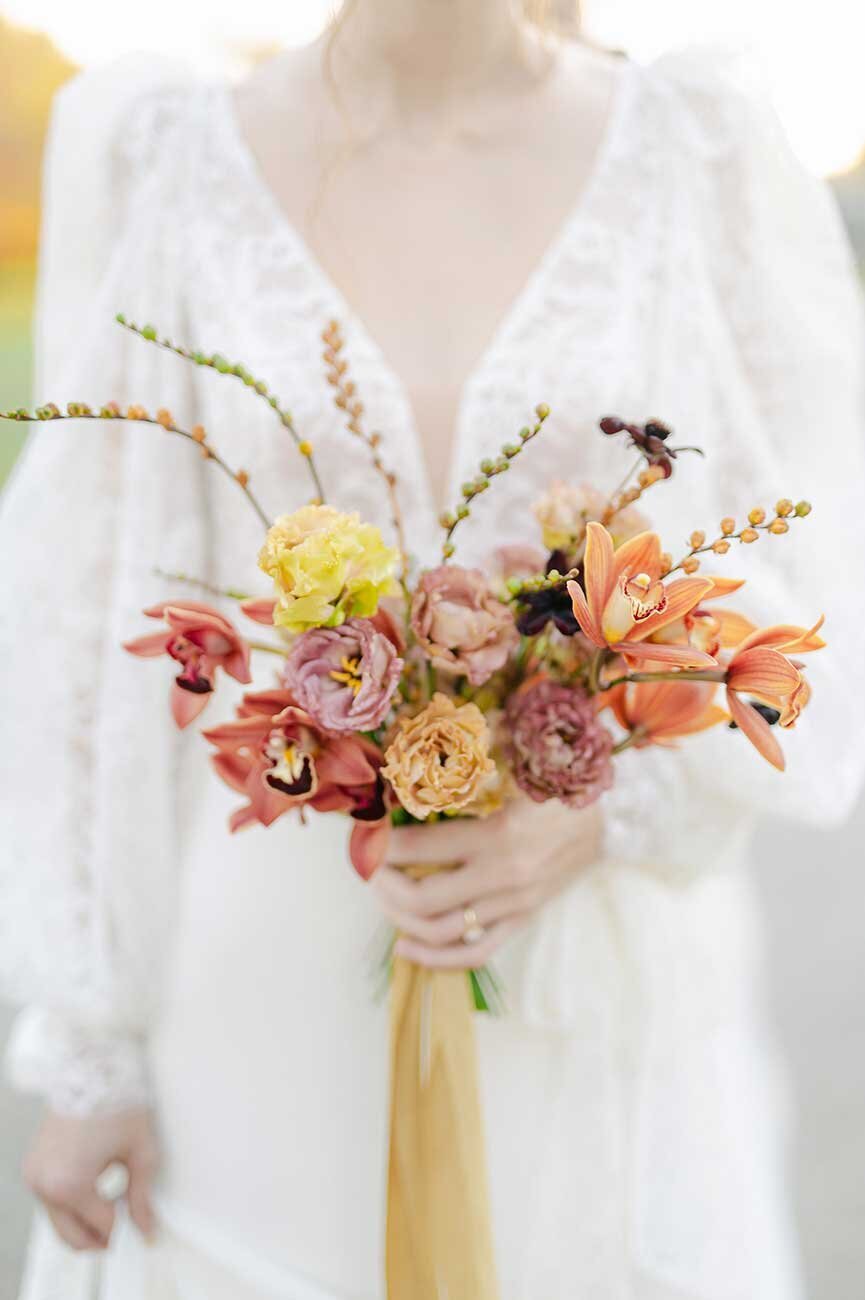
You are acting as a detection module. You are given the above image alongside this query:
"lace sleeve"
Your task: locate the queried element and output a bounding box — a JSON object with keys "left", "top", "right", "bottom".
{"left": 600, "top": 49, "right": 865, "bottom": 878}
{"left": 1, "top": 61, "right": 208, "bottom": 1114}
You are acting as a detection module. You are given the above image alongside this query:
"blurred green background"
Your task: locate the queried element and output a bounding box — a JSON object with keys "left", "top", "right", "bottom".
{"left": 0, "top": 14, "right": 74, "bottom": 481}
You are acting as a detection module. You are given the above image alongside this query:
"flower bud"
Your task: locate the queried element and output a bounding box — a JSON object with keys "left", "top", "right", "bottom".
{"left": 682, "top": 556, "right": 701, "bottom": 573}
{"left": 712, "top": 539, "right": 731, "bottom": 555}
{"left": 795, "top": 500, "right": 812, "bottom": 517}
{"left": 720, "top": 517, "right": 735, "bottom": 536}
{"left": 769, "top": 518, "right": 789, "bottom": 534}
{"left": 689, "top": 530, "right": 706, "bottom": 548}
{"left": 775, "top": 498, "right": 793, "bottom": 517}
{"left": 748, "top": 507, "right": 766, "bottom": 526}
{"left": 740, "top": 528, "right": 759, "bottom": 544}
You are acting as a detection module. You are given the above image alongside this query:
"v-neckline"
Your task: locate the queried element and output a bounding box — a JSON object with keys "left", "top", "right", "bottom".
{"left": 214, "top": 56, "right": 636, "bottom": 518}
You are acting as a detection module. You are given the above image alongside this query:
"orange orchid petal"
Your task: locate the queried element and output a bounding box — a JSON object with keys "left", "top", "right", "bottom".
{"left": 701, "top": 576, "right": 746, "bottom": 602}
{"left": 727, "top": 687, "right": 786, "bottom": 771}
{"left": 714, "top": 608, "right": 757, "bottom": 649}
{"left": 610, "top": 530, "right": 664, "bottom": 586}
{"left": 628, "top": 577, "right": 714, "bottom": 642}
{"left": 597, "top": 681, "right": 631, "bottom": 729}
{"left": 738, "top": 615, "right": 826, "bottom": 656}
{"left": 629, "top": 679, "right": 716, "bottom": 736}
{"left": 667, "top": 703, "right": 729, "bottom": 737}
{"left": 583, "top": 522, "right": 617, "bottom": 632}
{"left": 726, "top": 646, "right": 800, "bottom": 696}
{"left": 567, "top": 579, "right": 604, "bottom": 646}
{"left": 617, "top": 640, "right": 719, "bottom": 669}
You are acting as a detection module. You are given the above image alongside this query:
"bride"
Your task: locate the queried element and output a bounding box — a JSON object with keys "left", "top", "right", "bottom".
{"left": 4, "top": 1, "right": 865, "bottom": 1297}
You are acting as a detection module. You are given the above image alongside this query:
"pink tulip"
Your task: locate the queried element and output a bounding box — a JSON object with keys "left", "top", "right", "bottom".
{"left": 283, "top": 617, "right": 403, "bottom": 733}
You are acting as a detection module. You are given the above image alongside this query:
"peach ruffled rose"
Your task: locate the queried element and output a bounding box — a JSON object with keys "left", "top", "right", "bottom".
{"left": 382, "top": 693, "right": 495, "bottom": 821}
{"left": 532, "top": 480, "right": 649, "bottom": 557}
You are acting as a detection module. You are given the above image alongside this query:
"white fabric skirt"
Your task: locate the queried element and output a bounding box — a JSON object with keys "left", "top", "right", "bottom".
{"left": 20, "top": 775, "right": 805, "bottom": 1300}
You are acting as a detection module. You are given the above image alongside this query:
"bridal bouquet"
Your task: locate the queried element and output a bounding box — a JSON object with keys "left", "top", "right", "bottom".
{"left": 3, "top": 316, "right": 823, "bottom": 1299}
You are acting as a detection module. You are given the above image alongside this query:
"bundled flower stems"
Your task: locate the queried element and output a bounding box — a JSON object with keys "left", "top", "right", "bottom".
{"left": 2, "top": 316, "right": 823, "bottom": 1300}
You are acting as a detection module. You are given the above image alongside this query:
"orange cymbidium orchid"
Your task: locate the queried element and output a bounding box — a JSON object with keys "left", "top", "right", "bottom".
{"left": 566, "top": 522, "right": 717, "bottom": 668}
{"left": 643, "top": 577, "right": 755, "bottom": 659}
{"left": 723, "top": 617, "right": 825, "bottom": 770}
{"left": 601, "top": 678, "right": 728, "bottom": 748}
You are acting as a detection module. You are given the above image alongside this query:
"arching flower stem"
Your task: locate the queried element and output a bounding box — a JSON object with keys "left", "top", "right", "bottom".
{"left": 2, "top": 403, "right": 273, "bottom": 530}
{"left": 114, "top": 314, "right": 328, "bottom": 504}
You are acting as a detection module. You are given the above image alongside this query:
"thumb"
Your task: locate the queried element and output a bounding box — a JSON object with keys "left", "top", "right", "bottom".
{"left": 126, "top": 1136, "right": 158, "bottom": 1241}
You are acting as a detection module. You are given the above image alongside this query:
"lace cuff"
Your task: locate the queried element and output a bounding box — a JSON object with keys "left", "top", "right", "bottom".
{"left": 4, "top": 1006, "right": 151, "bottom": 1116}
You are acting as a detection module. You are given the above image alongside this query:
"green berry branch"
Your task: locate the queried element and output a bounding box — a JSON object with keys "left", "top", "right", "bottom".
{"left": 439, "top": 403, "right": 550, "bottom": 561}
{"left": 1, "top": 401, "right": 273, "bottom": 530}
{"left": 114, "top": 314, "right": 327, "bottom": 504}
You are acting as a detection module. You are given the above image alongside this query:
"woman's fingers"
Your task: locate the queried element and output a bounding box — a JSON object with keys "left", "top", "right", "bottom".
{"left": 126, "top": 1141, "right": 158, "bottom": 1241}
{"left": 372, "top": 857, "right": 512, "bottom": 922}
{"left": 45, "top": 1204, "right": 108, "bottom": 1252}
{"left": 386, "top": 812, "right": 505, "bottom": 866}
{"left": 380, "top": 883, "right": 544, "bottom": 945}
{"left": 410, "top": 852, "right": 534, "bottom": 913}
{"left": 395, "top": 917, "right": 522, "bottom": 969}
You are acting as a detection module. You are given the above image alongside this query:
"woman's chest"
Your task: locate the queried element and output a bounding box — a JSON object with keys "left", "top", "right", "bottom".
{"left": 181, "top": 94, "right": 723, "bottom": 570}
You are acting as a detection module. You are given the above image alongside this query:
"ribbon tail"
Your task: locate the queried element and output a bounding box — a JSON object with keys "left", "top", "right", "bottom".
{"left": 386, "top": 955, "right": 499, "bottom": 1300}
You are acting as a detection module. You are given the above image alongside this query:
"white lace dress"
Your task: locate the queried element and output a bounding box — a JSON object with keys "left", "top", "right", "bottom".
{"left": 4, "top": 45, "right": 865, "bottom": 1300}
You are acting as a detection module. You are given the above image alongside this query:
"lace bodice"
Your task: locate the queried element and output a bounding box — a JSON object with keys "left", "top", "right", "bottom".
{"left": 2, "top": 46, "right": 864, "bottom": 1115}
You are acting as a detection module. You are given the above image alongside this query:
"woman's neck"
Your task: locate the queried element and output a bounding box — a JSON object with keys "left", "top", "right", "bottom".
{"left": 326, "top": 0, "right": 545, "bottom": 116}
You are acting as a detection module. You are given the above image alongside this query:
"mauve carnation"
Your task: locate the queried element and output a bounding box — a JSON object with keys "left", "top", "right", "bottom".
{"left": 506, "top": 678, "right": 614, "bottom": 809}
{"left": 411, "top": 565, "right": 519, "bottom": 687}
{"left": 283, "top": 617, "right": 403, "bottom": 733}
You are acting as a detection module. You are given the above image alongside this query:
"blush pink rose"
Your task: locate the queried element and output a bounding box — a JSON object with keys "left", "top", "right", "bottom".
{"left": 411, "top": 565, "right": 519, "bottom": 687}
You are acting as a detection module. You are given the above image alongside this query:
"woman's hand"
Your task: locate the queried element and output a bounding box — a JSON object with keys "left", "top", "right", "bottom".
{"left": 23, "top": 1106, "right": 158, "bottom": 1251}
{"left": 370, "top": 797, "right": 603, "bottom": 969}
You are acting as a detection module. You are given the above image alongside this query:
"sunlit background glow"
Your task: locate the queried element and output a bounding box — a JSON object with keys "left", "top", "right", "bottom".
{"left": 1, "top": 0, "right": 864, "bottom": 176}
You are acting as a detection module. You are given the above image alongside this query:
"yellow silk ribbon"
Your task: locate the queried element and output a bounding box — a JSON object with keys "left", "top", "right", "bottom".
{"left": 386, "top": 864, "right": 499, "bottom": 1300}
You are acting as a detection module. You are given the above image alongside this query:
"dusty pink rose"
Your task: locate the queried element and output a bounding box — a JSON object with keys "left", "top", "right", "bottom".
{"left": 124, "top": 600, "right": 252, "bottom": 728}
{"left": 282, "top": 617, "right": 403, "bottom": 733}
{"left": 411, "top": 565, "right": 519, "bottom": 687}
{"left": 505, "top": 677, "right": 614, "bottom": 809}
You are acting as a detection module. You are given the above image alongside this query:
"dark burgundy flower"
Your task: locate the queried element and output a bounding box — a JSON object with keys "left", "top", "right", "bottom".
{"left": 515, "top": 583, "right": 581, "bottom": 637}
{"left": 505, "top": 677, "right": 614, "bottom": 809}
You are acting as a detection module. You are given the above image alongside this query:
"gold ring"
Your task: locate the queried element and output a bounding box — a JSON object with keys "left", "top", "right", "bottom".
{"left": 462, "top": 906, "right": 484, "bottom": 944}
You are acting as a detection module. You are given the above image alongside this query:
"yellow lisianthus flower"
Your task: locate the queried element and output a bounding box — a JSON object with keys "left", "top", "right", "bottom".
{"left": 258, "top": 504, "right": 399, "bottom": 633}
